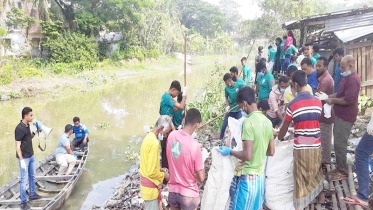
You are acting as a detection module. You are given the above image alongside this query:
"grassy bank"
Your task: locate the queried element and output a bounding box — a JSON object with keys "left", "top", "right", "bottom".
{"left": 0, "top": 55, "right": 228, "bottom": 101}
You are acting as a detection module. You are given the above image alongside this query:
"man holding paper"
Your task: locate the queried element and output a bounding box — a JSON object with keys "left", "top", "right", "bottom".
{"left": 314, "top": 56, "right": 335, "bottom": 164}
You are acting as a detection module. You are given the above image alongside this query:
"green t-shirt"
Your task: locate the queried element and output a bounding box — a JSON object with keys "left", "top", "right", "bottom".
{"left": 159, "top": 92, "right": 176, "bottom": 116}
{"left": 172, "top": 110, "right": 183, "bottom": 128}
{"left": 313, "top": 53, "right": 320, "bottom": 61}
{"left": 243, "top": 65, "right": 250, "bottom": 82}
{"left": 284, "top": 45, "right": 297, "bottom": 55}
{"left": 225, "top": 82, "right": 244, "bottom": 112}
{"left": 258, "top": 73, "right": 275, "bottom": 100}
{"left": 268, "top": 48, "right": 277, "bottom": 62}
{"left": 237, "top": 78, "right": 244, "bottom": 84}
{"left": 234, "top": 111, "right": 273, "bottom": 176}
{"left": 310, "top": 57, "right": 317, "bottom": 67}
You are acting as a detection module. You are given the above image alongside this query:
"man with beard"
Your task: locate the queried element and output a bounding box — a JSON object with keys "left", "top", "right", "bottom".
{"left": 230, "top": 66, "right": 244, "bottom": 84}
{"left": 314, "top": 57, "right": 335, "bottom": 164}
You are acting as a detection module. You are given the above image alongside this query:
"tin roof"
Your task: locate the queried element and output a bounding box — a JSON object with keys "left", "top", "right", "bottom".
{"left": 283, "top": 7, "right": 373, "bottom": 30}
{"left": 334, "top": 25, "right": 373, "bottom": 43}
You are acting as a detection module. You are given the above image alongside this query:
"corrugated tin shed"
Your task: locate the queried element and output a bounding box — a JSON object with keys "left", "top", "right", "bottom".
{"left": 334, "top": 25, "right": 373, "bottom": 43}
{"left": 283, "top": 7, "right": 373, "bottom": 30}
{"left": 324, "top": 12, "right": 373, "bottom": 32}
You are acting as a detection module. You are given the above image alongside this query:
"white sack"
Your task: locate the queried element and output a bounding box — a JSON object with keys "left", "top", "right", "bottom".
{"left": 201, "top": 148, "right": 236, "bottom": 210}
{"left": 201, "top": 117, "right": 244, "bottom": 210}
{"left": 265, "top": 139, "right": 295, "bottom": 210}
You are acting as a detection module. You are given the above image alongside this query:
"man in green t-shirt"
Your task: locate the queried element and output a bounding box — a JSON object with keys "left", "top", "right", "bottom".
{"left": 159, "top": 80, "right": 187, "bottom": 117}
{"left": 256, "top": 61, "right": 275, "bottom": 100}
{"left": 304, "top": 42, "right": 317, "bottom": 67}
{"left": 220, "top": 73, "right": 244, "bottom": 140}
{"left": 230, "top": 66, "right": 244, "bottom": 84}
{"left": 159, "top": 80, "right": 187, "bottom": 168}
{"left": 217, "top": 87, "right": 275, "bottom": 210}
{"left": 312, "top": 44, "right": 321, "bottom": 61}
{"left": 267, "top": 45, "right": 277, "bottom": 62}
{"left": 241, "top": 57, "right": 251, "bottom": 83}
{"left": 172, "top": 92, "right": 184, "bottom": 129}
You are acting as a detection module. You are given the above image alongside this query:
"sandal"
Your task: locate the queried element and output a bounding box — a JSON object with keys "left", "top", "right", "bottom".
{"left": 343, "top": 196, "right": 369, "bottom": 209}
{"left": 330, "top": 171, "right": 347, "bottom": 181}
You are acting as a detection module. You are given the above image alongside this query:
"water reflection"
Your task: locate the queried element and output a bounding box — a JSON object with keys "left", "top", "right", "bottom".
{"left": 0, "top": 58, "right": 236, "bottom": 209}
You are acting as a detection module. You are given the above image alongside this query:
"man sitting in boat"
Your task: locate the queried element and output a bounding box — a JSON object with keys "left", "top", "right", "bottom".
{"left": 55, "top": 124, "right": 77, "bottom": 175}
{"left": 71, "top": 117, "right": 89, "bottom": 151}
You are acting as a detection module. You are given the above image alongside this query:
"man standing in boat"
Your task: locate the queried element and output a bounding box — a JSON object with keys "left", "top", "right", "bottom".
{"left": 55, "top": 124, "right": 77, "bottom": 175}
{"left": 71, "top": 117, "right": 89, "bottom": 152}
{"left": 159, "top": 80, "right": 187, "bottom": 168}
{"left": 140, "top": 115, "right": 172, "bottom": 210}
{"left": 15, "top": 107, "right": 42, "bottom": 210}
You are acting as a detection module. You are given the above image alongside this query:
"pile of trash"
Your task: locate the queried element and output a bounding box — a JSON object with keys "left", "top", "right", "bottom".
{"left": 92, "top": 109, "right": 372, "bottom": 210}
{"left": 90, "top": 125, "right": 222, "bottom": 210}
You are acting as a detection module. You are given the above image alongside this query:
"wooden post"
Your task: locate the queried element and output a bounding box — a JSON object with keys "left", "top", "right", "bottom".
{"left": 184, "top": 34, "right": 187, "bottom": 86}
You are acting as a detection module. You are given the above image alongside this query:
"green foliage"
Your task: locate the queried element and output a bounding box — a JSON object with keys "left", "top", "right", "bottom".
{"left": 53, "top": 63, "right": 67, "bottom": 74}
{"left": 0, "top": 27, "right": 6, "bottom": 36}
{"left": 188, "top": 62, "right": 226, "bottom": 129}
{"left": 5, "top": 7, "right": 35, "bottom": 30}
{"left": 239, "top": 0, "right": 328, "bottom": 43}
{"left": 96, "top": 121, "right": 111, "bottom": 129}
{"left": 124, "top": 144, "right": 140, "bottom": 163}
{"left": 39, "top": 19, "right": 64, "bottom": 39}
{"left": 18, "top": 67, "right": 44, "bottom": 78}
{"left": 174, "top": 0, "right": 228, "bottom": 38}
{"left": 358, "top": 94, "right": 373, "bottom": 115}
{"left": 0, "top": 64, "right": 13, "bottom": 85}
{"left": 42, "top": 31, "right": 98, "bottom": 70}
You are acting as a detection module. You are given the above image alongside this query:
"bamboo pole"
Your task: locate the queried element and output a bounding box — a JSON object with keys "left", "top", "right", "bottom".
{"left": 184, "top": 34, "right": 187, "bottom": 86}
{"left": 199, "top": 105, "right": 239, "bottom": 129}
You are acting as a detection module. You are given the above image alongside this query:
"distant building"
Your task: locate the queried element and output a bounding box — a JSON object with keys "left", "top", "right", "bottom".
{"left": 0, "top": 0, "right": 46, "bottom": 58}
{"left": 96, "top": 32, "right": 123, "bottom": 57}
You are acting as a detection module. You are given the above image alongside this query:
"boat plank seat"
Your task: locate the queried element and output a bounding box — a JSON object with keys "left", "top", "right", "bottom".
{"left": 36, "top": 175, "right": 73, "bottom": 181}
{"left": 0, "top": 197, "right": 53, "bottom": 205}
{"left": 49, "top": 160, "right": 81, "bottom": 165}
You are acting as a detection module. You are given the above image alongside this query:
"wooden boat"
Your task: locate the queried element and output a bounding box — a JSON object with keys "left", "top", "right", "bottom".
{"left": 0, "top": 146, "right": 89, "bottom": 210}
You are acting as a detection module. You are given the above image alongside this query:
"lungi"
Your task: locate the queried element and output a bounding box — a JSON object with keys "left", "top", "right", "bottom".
{"left": 228, "top": 173, "right": 265, "bottom": 210}
{"left": 293, "top": 148, "right": 323, "bottom": 210}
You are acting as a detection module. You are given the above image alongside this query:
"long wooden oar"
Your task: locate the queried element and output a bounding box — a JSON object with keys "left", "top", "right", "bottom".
{"left": 199, "top": 105, "right": 240, "bottom": 129}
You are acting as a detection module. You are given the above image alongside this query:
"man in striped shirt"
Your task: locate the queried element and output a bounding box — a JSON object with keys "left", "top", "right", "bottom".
{"left": 278, "top": 70, "right": 323, "bottom": 210}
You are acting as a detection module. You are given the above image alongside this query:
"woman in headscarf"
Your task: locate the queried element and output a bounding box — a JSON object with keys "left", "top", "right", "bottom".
{"left": 288, "top": 30, "right": 297, "bottom": 47}
{"left": 281, "top": 37, "right": 298, "bottom": 76}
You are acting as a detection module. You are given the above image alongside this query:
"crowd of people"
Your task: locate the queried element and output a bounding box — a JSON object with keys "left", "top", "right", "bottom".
{"left": 137, "top": 33, "right": 373, "bottom": 210}
{"left": 13, "top": 39, "right": 371, "bottom": 210}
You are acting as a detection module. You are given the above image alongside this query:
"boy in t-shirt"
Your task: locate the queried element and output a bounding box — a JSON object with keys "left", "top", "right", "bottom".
{"left": 166, "top": 108, "right": 205, "bottom": 210}
{"left": 220, "top": 73, "right": 244, "bottom": 140}
{"left": 217, "top": 87, "right": 275, "bottom": 210}
{"left": 172, "top": 92, "right": 184, "bottom": 129}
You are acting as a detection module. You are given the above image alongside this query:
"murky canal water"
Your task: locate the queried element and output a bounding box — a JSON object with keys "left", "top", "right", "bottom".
{"left": 0, "top": 57, "right": 242, "bottom": 209}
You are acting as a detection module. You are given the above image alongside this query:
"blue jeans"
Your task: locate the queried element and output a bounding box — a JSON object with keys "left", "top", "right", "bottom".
{"left": 220, "top": 111, "right": 242, "bottom": 140}
{"left": 355, "top": 132, "right": 373, "bottom": 202}
{"left": 18, "top": 155, "right": 36, "bottom": 203}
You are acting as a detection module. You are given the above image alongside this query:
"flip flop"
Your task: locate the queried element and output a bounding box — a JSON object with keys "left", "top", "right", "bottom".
{"left": 343, "top": 196, "right": 369, "bottom": 209}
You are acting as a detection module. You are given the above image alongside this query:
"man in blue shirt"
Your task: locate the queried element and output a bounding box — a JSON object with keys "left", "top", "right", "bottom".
{"left": 55, "top": 124, "right": 76, "bottom": 175}
{"left": 301, "top": 58, "right": 318, "bottom": 93}
{"left": 332, "top": 48, "right": 344, "bottom": 93}
{"left": 72, "top": 117, "right": 89, "bottom": 151}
